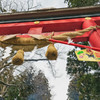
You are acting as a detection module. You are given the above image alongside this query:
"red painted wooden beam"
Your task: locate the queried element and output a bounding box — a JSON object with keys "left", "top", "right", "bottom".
{"left": 0, "top": 16, "right": 100, "bottom": 42}
{"left": 0, "top": 16, "right": 100, "bottom": 34}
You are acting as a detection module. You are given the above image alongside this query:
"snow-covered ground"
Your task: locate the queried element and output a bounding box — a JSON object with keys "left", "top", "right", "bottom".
{"left": 33, "top": 58, "right": 70, "bottom": 100}
{"left": 7, "top": 43, "right": 74, "bottom": 100}
{"left": 23, "top": 44, "right": 74, "bottom": 100}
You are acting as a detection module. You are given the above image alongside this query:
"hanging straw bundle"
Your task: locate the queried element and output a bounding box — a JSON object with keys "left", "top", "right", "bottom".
{"left": 12, "top": 49, "right": 24, "bottom": 65}
{"left": 45, "top": 44, "right": 58, "bottom": 60}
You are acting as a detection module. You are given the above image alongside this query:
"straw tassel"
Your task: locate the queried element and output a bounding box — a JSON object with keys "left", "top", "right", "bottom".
{"left": 12, "top": 49, "right": 24, "bottom": 65}
{"left": 45, "top": 44, "right": 58, "bottom": 60}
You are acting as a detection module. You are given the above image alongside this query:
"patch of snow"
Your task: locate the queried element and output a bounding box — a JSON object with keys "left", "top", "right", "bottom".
{"left": 30, "top": 44, "right": 74, "bottom": 100}
{"left": 2, "top": 46, "right": 12, "bottom": 59}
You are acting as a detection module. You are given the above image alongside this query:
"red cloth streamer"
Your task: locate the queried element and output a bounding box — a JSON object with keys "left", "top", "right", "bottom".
{"left": 49, "top": 39, "right": 100, "bottom": 52}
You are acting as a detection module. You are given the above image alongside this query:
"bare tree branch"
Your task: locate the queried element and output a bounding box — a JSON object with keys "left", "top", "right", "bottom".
{"left": 24, "top": 59, "right": 47, "bottom": 61}
{"left": 48, "top": 60, "right": 56, "bottom": 78}
{"left": 0, "top": 80, "right": 17, "bottom": 87}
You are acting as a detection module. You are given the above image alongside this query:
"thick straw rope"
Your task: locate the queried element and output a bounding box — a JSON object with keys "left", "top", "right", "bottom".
{"left": 52, "top": 26, "right": 99, "bottom": 40}
{"left": 0, "top": 25, "right": 99, "bottom": 51}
